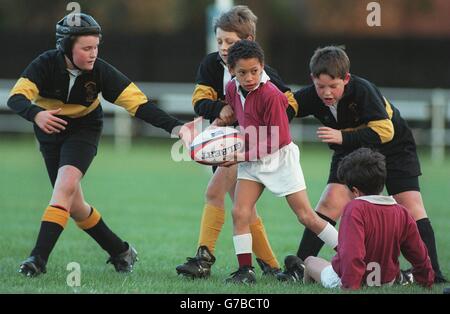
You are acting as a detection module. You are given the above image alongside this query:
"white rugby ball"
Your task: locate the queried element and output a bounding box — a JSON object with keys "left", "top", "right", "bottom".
{"left": 190, "top": 127, "right": 245, "bottom": 165}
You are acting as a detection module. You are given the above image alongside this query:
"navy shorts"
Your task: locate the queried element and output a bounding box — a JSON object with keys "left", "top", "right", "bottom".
{"left": 328, "top": 145, "right": 421, "bottom": 195}
{"left": 34, "top": 107, "right": 103, "bottom": 186}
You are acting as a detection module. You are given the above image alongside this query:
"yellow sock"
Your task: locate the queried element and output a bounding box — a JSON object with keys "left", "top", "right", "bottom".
{"left": 250, "top": 217, "right": 280, "bottom": 269}
{"left": 75, "top": 207, "right": 101, "bottom": 230}
{"left": 42, "top": 205, "right": 70, "bottom": 228}
{"left": 197, "top": 204, "right": 225, "bottom": 255}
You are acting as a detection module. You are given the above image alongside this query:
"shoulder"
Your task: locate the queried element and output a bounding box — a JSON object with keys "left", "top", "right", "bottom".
{"left": 21, "top": 49, "right": 61, "bottom": 81}
{"left": 350, "top": 75, "right": 382, "bottom": 97}
{"left": 261, "top": 81, "right": 285, "bottom": 98}
{"left": 203, "top": 52, "right": 220, "bottom": 63}
{"left": 200, "top": 52, "right": 221, "bottom": 69}
{"left": 26, "top": 49, "right": 60, "bottom": 69}
{"left": 34, "top": 49, "right": 59, "bottom": 62}
{"left": 342, "top": 199, "right": 367, "bottom": 218}
{"left": 294, "top": 84, "right": 319, "bottom": 102}
{"left": 94, "top": 57, "right": 129, "bottom": 79}
{"left": 94, "top": 57, "right": 118, "bottom": 71}
{"left": 264, "top": 65, "right": 281, "bottom": 79}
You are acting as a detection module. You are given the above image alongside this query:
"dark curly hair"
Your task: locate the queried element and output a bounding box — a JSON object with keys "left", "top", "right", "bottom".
{"left": 227, "top": 39, "right": 264, "bottom": 69}
{"left": 337, "top": 148, "right": 386, "bottom": 195}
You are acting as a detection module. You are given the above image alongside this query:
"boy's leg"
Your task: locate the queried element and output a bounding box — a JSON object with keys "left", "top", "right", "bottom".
{"left": 20, "top": 165, "right": 80, "bottom": 277}
{"left": 226, "top": 179, "right": 263, "bottom": 284}
{"left": 230, "top": 179, "right": 280, "bottom": 273}
{"left": 393, "top": 189, "right": 447, "bottom": 283}
{"left": 249, "top": 212, "right": 281, "bottom": 273}
{"left": 304, "top": 256, "right": 341, "bottom": 288}
{"left": 304, "top": 256, "right": 332, "bottom": 284}
{"left": 285, "top": 190, "right": 338, "bottom": 249}
{"left": 296, "top": 184, "right": 350, "bottom": 260}
{"left": 70, "top": 185, "right": 136, "bottom": 272}
{"left": 198, "top": 165, "right": 236, "bottom": 254}
{"left": 176, "top": 166, "right": 233, "bottom": 278}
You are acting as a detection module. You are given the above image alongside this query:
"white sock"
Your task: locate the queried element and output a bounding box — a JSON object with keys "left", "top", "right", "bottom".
{"left": 318, "top": 223, "right": 338, "bottom": 249}
{"left": 233, "top": 233, "right": 253, "bottom": 255}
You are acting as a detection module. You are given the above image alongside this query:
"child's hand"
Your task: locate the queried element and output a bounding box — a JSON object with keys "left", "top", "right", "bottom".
{"left": 219, "top": 151, "right": 245, "bottom": 168}
{"left": 211, "top": 118, "right": 227, "bottom": 127}
{"left": 220, "top": 160, "right": 240, "bottom": 168}
{"left": 317, "top": 127, "right": 343, "bottom": 145}
{"left": 34, "top": 108, "right": 68, "bottom": 134}
{"left": 178, "top": 117, "right": 202, "bottom": 148}
{"left": 219, "top": 105, "right": 235, "bottom": 125}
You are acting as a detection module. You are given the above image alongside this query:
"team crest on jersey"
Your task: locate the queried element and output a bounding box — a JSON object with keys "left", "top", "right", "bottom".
{"left": 84, "top": 81, "right": 97, "bottom": 103}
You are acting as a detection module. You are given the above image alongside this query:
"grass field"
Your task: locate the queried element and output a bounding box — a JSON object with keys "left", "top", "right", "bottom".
{"left": 0, "top": 136, "right": 448, "bottom": 294}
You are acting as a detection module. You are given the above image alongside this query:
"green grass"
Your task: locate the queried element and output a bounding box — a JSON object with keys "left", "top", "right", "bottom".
{"left": 0, "top": 136, "right": 448, "bottom": 294}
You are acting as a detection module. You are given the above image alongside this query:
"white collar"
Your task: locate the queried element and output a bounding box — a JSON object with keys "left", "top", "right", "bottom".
{"left": 356, "top": 195, "right": 397, "bottom": 205}
{"left": 67, "top": 68, "right": 82, "bottom": 77}
{"left": 235, "top": 70, "right": 270, "bottom": 94}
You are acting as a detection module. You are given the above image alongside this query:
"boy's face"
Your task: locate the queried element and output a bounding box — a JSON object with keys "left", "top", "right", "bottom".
{"left": 229, "top": 58, "right": 264, "bottom": 92}
{"left": 216, "top": 28, "right": 251, "bottom": 65}
{"left": 312, "top": 73, "right": 350, "bottom": 106}
{"left": 71, "top": 35, "right": 99, "bottom": 71}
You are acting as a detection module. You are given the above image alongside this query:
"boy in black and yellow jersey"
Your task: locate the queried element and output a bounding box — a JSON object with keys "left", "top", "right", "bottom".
{"left": 176, "top": 6, "right": 299, "bottom": 279}
{"left": 8, "top": 13, "right": 191, "bottom": 277}
{"left": 277, "top": 46, "right": 447, "bottom": 284}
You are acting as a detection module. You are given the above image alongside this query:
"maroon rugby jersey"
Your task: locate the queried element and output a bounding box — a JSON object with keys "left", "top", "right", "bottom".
{"left": 331, "top": 195, "right": 434, "bottom": 290}
{"left": 226, "top": 72, "right": 291, "bottom": 160}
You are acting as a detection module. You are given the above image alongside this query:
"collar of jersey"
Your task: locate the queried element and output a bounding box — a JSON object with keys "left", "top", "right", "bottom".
{"left": 356, "top": 195, "right": 397, "bottom": 205}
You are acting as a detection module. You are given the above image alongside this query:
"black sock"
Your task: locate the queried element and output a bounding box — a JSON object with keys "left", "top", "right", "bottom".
{"left": 83, "top": 215, "right": 127, "bottom": 257}
{"left": 416, "top": 218, "right": 443, "bottom": 278}
{"left": 297, "top": 212, "right": 336, "bottom": 261}
{"left": 30, "top": 221, "right": 64, "bottom": 263}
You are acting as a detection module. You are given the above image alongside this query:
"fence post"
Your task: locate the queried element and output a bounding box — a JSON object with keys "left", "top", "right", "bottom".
{"left": 114, "top": 107, "right": 132, "bottom": 152}
{"left": 430, "top": 89, "right": 447, "bottom": 163}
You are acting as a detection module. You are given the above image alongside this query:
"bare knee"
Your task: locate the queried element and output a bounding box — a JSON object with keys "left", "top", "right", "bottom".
{"left": 55, "top": 177, "right": 79, "bottom": 199}
{"left": 52, "top": 166, "right": 83, "bottom": 205}
{"left": 70, "top": 199, "right": 91, "bottom": 221}
{"left": 232, "top": 206, "right": 251, "bottom": 225}
{"left": 205, "top": 182, "right": 226, "bottom": 206}
{"left": 316, "top": 194, "right": 348, "bottom": 221}
{"left": 304, "top": 256, "right": 319, "bottom": 266}
{"left": 296, "top": 208, "right": 314, "bottom": 227}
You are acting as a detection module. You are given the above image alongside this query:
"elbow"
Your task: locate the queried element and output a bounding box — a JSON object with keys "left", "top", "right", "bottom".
{"left": 193, "top": 101, "right": 202, "bottom": 116}
{"left": 368, "top": 119, "right": 394, "bottom": 144}
{"left": 6, "top": 94, "right": 24, "bottom": 112}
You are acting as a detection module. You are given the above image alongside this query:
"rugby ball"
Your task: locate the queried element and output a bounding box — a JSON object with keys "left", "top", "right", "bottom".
{"left": 190, "top": 127, "right": 245, "bottom": 165}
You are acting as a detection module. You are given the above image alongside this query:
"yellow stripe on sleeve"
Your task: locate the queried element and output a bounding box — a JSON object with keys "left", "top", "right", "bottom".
{"left": 192, "top": 84, "right": 218, "bottom": 107}
{"left": 114, "top": 82, "right": 149, "bottom": 116}
{"left": 285, "top": 91, "right": 299, "bottom": 116}
{"left": 10, "top": 78, "right": 39, "bottom": 101}
{"left": 367, "top": 119, "right": 394, "bottom": 143}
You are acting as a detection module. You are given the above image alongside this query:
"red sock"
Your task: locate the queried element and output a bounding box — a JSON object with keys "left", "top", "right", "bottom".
{"left": 237, "top": 253, "right": 252, "bottom": 268}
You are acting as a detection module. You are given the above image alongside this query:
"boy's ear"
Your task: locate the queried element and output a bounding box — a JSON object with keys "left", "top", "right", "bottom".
{"left": 246, "top": 35, "right": 254, "bottom": 41}
{"left": 343, "top": 73, "right": 351, "bottom": 85}
{"left": 351, "top": 186, "right": 361, "bottom": 197}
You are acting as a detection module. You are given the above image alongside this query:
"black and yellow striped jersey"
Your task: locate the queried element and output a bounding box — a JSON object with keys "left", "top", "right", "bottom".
{"left": 8, "top": 49, "right": 182, "bottom": 134}
{"left": 192, "top": 52, "right": 299, "bottom": 121}
{"left": 295, "top": 75, "right": 417, "bottom": 157}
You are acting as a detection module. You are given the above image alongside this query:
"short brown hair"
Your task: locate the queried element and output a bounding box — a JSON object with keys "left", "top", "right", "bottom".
{"left": 310, "top": 46, "right": 350, "bottom": 79}
{"left": 214, "top": 5, "right": 257, "bottom": 40}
